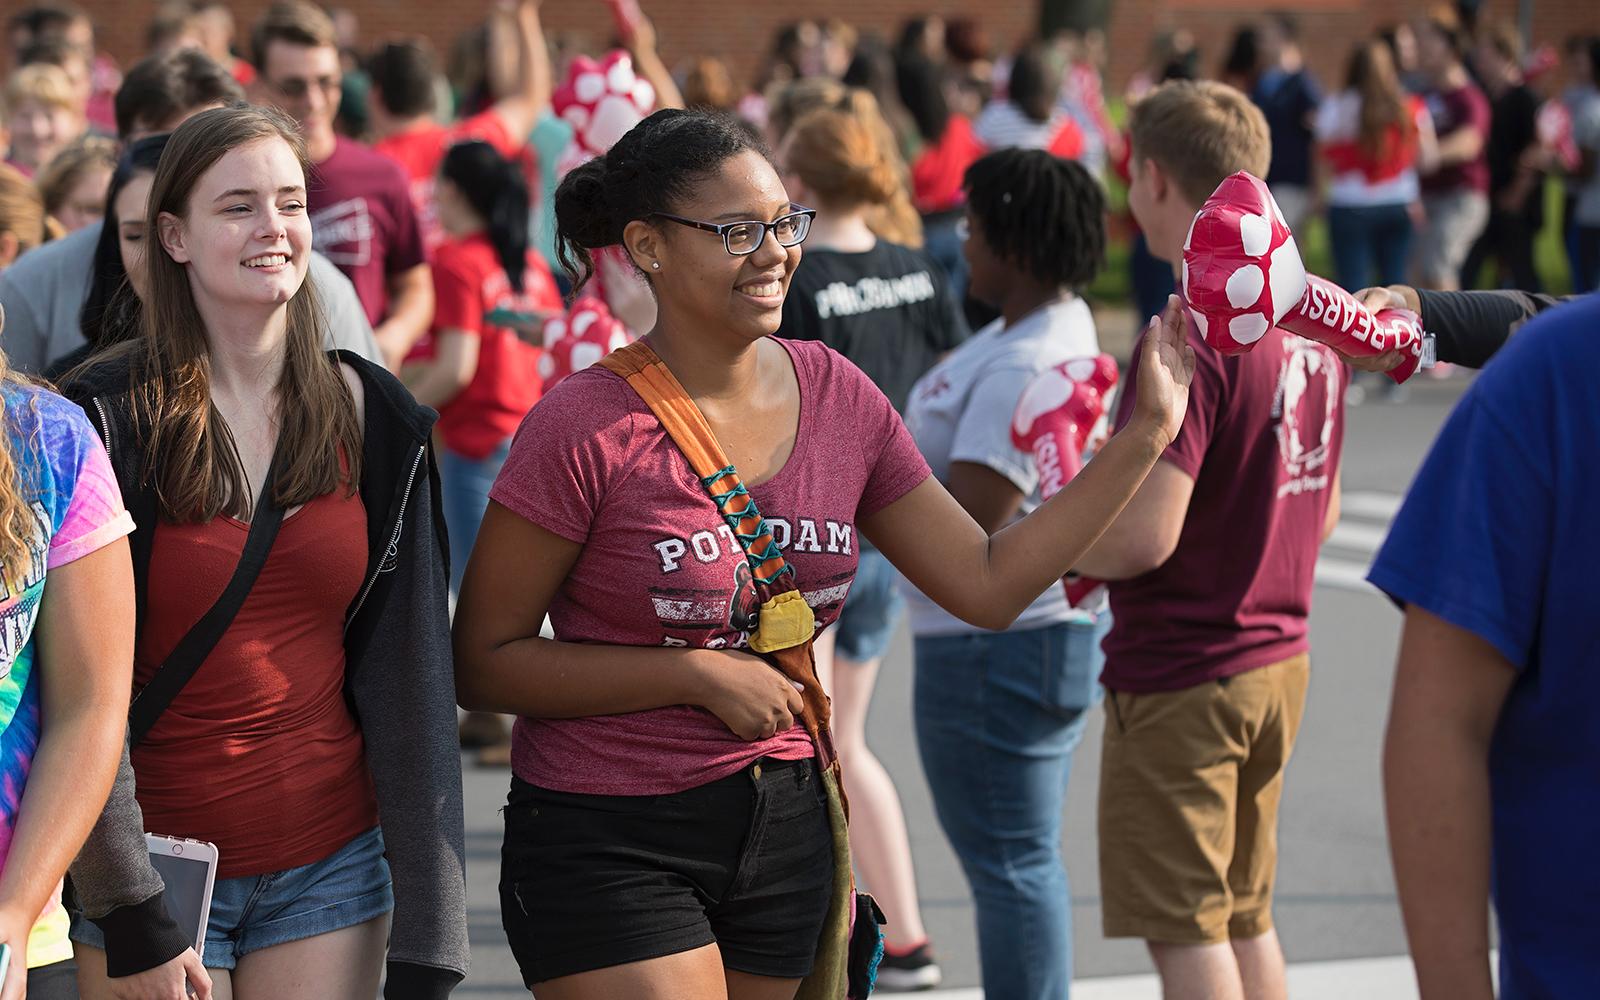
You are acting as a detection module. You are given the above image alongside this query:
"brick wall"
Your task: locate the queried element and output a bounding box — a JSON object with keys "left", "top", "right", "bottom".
{"left": 22, "top": 0, "right": 1600, "bottom": 102}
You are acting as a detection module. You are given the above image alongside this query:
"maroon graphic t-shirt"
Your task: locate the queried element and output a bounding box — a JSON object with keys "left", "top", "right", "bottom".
{"left": 308, "top": 137, "right": 426, "bottom": 327}
{"left": 1102, "top": 323, "right": 1346, "bottom": 694}
{"left": 489, "top": 338, "right": 931, "bottom": 795}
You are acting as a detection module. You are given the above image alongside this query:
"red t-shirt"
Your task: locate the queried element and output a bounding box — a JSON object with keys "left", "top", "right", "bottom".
{"left": 1102, "top": 323, "right": 1346, "bottom": 694}
{"left": 373, "top": 111, "right": 527, "bottom": 253}
{"left": 131, "top": 489, "right": 378, "bottom": 879}
{"left": 911, "top": 115, "right": 985, "bottom": 214}
{"left": 308, "top": 137, "right": 427, "bottom": 327}
{"left": 1422, "top": 82, "right": 1492, "bottom": 195}
{"left": 488, "top": 339, "right": 932, "bottom": 795}
{"left": 432, "top": 233, "right": 561, "bottom": 459}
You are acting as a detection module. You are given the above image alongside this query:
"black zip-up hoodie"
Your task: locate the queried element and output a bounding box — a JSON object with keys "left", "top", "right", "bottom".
{"left": 60, "top": 350, "right": 467, "bottom": 999}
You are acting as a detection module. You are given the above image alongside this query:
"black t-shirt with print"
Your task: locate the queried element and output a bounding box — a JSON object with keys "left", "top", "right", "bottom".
{"left": 779, "top": 242, "right": 970, "bottom": 413}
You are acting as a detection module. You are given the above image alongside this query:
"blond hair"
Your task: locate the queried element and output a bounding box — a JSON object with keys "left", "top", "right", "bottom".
{"left": 0, "top": 164, "right": 50, "bottom": 258}
{"left": 35, "top": 135, "right": 118, "bottom": 220}
{"left": 770, "top": 82, "right": 923, "bottom": 246}
{"left": 0, "top": 317, "right": 43, "bottom": 595}
{"left": 784, "top": 108, "right": 902, "bottom": 211}
{"left": 1127, "top": 80, "right": 1271, "bottom": 206}
{"left": 4, "top": 64, "right": 81, "bottom": 115}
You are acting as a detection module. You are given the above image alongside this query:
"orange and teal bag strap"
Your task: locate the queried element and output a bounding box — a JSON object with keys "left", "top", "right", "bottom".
{"left": 598, "top": 342, "right": 835, "bottom": 761}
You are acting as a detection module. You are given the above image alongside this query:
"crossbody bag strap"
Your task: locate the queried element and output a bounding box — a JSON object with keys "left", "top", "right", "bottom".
{"left": 128, "top": 451, "right": 287, "bottom": 745}
{"left": 598, "top": 342, "right": 835, "bottom": 750}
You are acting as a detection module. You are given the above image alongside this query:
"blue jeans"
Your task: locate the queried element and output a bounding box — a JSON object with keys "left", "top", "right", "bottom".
{"left": 914, "top": 616, "right": 1110, "bottom": 1000}
{"left": 71, "top": 827, "right": 392, "bottom": 969}
{"left": 1328, "top": 203, "right": 1414, "bottom": 291}
{"left": 1130, "top": 231, "right": 1175, "bottom": 329}
{"left": 921, "top": 212, "right": 969, "bottom": 309}
{"left": 440, "top": 438, "right": 513, "bottom": 594}
{"left": 833, "top": 547, "right": 904, "bottom": 662}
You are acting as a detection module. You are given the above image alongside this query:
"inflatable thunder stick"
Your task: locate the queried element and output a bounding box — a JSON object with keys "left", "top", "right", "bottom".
{"left": 1181, "top": 172, "right": 1424, "bottom": 383}
{"left": 1010, "top": 355, "right": 1119, "bottom": 608}
{"left": 540, "top": 296, "right": 633, "bottom": 387}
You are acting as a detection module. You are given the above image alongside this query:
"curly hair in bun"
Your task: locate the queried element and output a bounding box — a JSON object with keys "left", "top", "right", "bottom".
{"left": 782, "top": 108, "right": 901, "bottom": 211}
{"left": 553, "top": 108, "right": 771, "bottom": 292}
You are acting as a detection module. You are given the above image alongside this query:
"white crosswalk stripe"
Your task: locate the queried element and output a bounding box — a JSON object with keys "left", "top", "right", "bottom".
{"left": 920, "top": 953, "right": 1436, "bottom": 998}
{"left": 1315, "top": 490, "right": 1402, "bottom": 594}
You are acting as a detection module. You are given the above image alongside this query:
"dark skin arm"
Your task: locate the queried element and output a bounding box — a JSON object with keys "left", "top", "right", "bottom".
{"left": 1384, "top": 604, "right": 1511, "bottom": 1000}
{"left": 453, "top": 504, "right": 804, "bottom": 741}
{"left": 863, "top": 303, "right": 1194, "bottom": 630}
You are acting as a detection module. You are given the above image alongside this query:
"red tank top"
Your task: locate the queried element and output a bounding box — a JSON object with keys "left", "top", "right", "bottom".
{"left": 131, "top": 486, "right": 378, "bottom": 878}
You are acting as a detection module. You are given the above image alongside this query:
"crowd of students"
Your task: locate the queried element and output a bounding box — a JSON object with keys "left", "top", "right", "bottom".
{"left": 0, "top": 2, "right": 1591, "bottom": 1000}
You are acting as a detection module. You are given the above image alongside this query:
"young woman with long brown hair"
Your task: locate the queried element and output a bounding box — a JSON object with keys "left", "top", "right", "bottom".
{"left": 60, "top": 105, "right": 465, "bottom": 1000}
{"left": 1316, "top": 38, "right": 1438, "bottom": 291}
{"left": 454, "top": 107, "right": 1193, "bottom": 1000}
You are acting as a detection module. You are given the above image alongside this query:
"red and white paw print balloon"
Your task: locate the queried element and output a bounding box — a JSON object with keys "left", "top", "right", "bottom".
{"left": 539, "top": 296, "right": 634, "bottom": 386}
{"left": 1183, "top": 171, "right": 1423, "bottom": 383}
{"left": 1181, "top": 172, "right": 1307, "bottom": 354}
{"left": 553, "top": 52, "right": 657, "bottom": 161}
{"left": 1010, "top": 354, "right": 1120, "bottom": 609}
{"left": 1010, "top": 354, "right": 1120, "bottom": 497}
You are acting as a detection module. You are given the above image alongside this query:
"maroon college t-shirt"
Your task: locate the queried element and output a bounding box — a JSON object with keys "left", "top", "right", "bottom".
{"left": 308, "top": 137, "right": 426, "bottom": 327}
{"left": 1421, "top": 83, "right": 1491, "bottom": 196}
{"left": 1101, "top": 323, "right": 1346, "bottom": 694}
{"left": 489, "top": 338, "right": 931, "bottom": 795}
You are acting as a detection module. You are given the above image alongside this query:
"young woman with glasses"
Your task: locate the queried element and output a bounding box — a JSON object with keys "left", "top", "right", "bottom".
{"left": 454, "top": 107, "right": 1195, "bottom": 1000}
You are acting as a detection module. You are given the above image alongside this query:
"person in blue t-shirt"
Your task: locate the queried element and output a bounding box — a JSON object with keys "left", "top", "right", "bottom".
{"left": 1370, "top": 293, "right": 1600, "bottom": 1000}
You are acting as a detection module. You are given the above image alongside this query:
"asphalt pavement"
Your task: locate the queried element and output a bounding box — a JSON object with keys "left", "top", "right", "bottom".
{"left": 453, "top": 369, "right": 1470, "bottom": 997}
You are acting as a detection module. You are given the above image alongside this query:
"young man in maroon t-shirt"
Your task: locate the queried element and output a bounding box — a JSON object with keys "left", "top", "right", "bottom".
{"left": 1073, "top": 81, "right": 1345, "bottom": 1000}
{"left": 249, "top": 1, "right": 433, "bottom": 369}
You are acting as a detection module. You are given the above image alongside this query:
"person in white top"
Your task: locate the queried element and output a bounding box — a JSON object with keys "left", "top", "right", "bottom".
{"left": 1314, "top": 39, "right": 1438, "bottom": 292}
{"left": 901, "top": 148, "right": 1109, "bottom": 1000}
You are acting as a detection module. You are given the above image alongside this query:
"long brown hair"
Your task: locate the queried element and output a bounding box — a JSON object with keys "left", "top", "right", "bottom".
{"left": 1347, "top": 39, "right": 1415, "bottom": 161}
{"left": 95, "top": 104, "right": 360, "bottom": 523}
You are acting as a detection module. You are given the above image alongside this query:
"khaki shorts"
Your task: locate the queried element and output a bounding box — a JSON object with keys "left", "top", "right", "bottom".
{"left": 1099, "top": 654, "right": 1310, "bottom": 945}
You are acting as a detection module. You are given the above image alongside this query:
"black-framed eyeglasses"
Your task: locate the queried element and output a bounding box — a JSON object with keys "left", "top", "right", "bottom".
{"left": 650, "top": 206, "right": 816, "bottom": 256}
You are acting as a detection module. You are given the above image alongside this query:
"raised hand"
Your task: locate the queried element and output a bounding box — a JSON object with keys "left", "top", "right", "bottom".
{"left": 1132, "top": 295, "right": 1196, "bottom": 449}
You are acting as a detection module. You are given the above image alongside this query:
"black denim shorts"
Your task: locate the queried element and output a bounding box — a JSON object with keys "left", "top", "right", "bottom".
{"left": 499, "top": 756, "right": 834, "bottom": 986}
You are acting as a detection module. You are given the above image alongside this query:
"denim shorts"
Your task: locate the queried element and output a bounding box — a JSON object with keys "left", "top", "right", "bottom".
{"left": 834, "top": 546, "right": 904, "bottom": 662}
{"left": 70, "top": 826, "right": 393, "bottom": 970}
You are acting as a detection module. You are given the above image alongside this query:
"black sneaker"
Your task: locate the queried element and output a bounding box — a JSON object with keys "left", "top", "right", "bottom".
{"left": 875, "top": 942, "right": 943, "bottom": 992}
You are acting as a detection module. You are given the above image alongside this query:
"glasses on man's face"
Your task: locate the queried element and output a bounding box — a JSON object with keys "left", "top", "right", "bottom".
{"left": 651, "top": 206, "right": 816, "bottom": 256}
{"left": 270, "top": 75, "right": 341, "bottom": 101}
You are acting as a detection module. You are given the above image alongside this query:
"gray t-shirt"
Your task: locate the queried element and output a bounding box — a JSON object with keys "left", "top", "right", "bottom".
{"left": 1570, "top": 89, "right": 1600, "bottom": 226}
{"left": 0, "top": 220, "right": 382, "bottom": 374}
{"left": 901, "top": 296, "right": 1104, "bottom": 637}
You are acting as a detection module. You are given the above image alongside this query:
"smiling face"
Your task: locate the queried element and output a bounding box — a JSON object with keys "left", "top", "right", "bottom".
{"left": 258, "top": 40, "right": 342, "bottom": 158}
{"left": 115, "top": 171, "right": 156, "bottom": 300}
{"left": 625, "top": 149, "right": 803, "bottom": 342}
{"left": 156, "top": 137, "right": 311, "bottom": 311}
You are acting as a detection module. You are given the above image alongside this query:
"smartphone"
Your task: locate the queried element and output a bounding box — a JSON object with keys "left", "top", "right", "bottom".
{"left": 145, "top": 834, "right": 219, "bottom": 958}
{"left": 0, "top": 941, "right": 10, "bottom": 983}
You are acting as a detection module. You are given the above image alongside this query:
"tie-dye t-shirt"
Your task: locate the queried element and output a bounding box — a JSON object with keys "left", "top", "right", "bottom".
{"left": 0, "top": 384, "right": 135, "bottom": 967}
